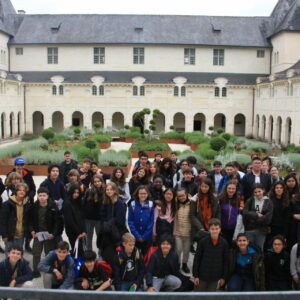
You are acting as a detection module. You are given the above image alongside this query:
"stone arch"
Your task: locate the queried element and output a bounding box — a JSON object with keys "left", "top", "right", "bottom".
{"left": 255, "top": 115, "right": 260, "bottom": 138}
{"left": 234, "top": 114, "right": 246, "bottom": 136}
{"left": 112, "top": 112, "right": 124, "bottom": 129}
{"left": 193, "top": 113, "right": 206, "bottom": 133}
{"left": 52, "top": 111, "right": 64, "bottom": 133}
{"left": 261, "top": 115, "right": 266, "bottom": 140}
{"left": 92, "top": 112, "right": 104, "bottom": 129}
{"left": 276, "top": 116, "right": 282, "bottom": 144}
{"left": 173, "top": 112, "right": 185, "bottom": 132}
{"left": 268, "top": 115, "right": 274, "bottom": 142}
{"left": 72, "top": 111, "right": 84, "bottom": 127}
{"left": 153, "top": 112, "right": 165, "bottom": 134}
{"left": 17, "top": 112, "right": 22, "bottom": 136}
{"left": 214, "top": 113, "right": 226, "bottom": 131}
{"left": 285, "top": 117, "right": 292, "bottom": 145}
{"left": 9, "top": 112, "right": 15, "bottom": 137}
{"left": 32, "top": 111, "right": 44, "bottom": 134}
{"left": 133, "top": 112, "right": 144, "bottom": 133}
{"left": 1, "top": 112, "right": 6, "bottom": 138}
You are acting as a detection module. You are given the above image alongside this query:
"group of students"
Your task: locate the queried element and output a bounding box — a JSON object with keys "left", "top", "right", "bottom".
{"left": 0, "top": 150, "right": 300, "bottom": 293}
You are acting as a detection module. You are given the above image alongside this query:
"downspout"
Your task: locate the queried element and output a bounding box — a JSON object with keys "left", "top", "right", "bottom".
{"left": 252, "top": 86, "right": 255, "bottom": 136}
{"left": 23, "top": 84, "right": 26, "bottom": 133}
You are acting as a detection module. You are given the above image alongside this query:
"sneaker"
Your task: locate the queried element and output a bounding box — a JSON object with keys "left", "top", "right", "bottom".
{"left": 182, "top": 263, "right": 190, "bottom": 274}
{"left": 33, "top": 271, "right": 41, "bottom": 278}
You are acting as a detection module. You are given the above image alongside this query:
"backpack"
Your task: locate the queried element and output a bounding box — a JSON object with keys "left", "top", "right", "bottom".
{"left": 144, "top": 246, "right": 158, "bottom": 267}
{"left": 131, "top": 200, "right": 154, "bottom": 213}
{"left": 97, "top": 261, "right": 113, "bottom": 278}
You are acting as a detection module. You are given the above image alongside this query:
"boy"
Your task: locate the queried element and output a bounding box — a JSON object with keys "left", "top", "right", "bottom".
{"left": 146, "top": 235, "right": 181, "bottom": 292}
{"left": 113, "top": 233, "right": 145, "bottom": 291}
{"left": 193, "top": 218, "right": 228, "bottom": 292}
{"left": 75, "top": 250, "right": 111, "bottom": 291}
{"left": 170, "top": 151, "right": 180, "bottom": 171}
{"left": 208, "top": 160, "right": 225, "bottom": 192}
{"left": 38, "top": 241, "right": 74, "bottom": 289}
{"left": 29, "top": 187, "right": 60, "bottom": 278}
{"left": 153, "top": 153, "right": 162, "bottom": 167}
{"left": 79, "top": 158, "right": 93, "bottom": 188}
{"left": 217, "top": 162, "right": 235, "bottom": 194}
{"left": 175, "top": 169, "right": 198, "bottom": 198}
{"left": 132, "top": 151, "right": 150, "bottom": 176}
{"left": 0, "top": 243, "right": 33, "bottom": 288}
{"left": 173, "top": 159, "right": 190, "bottom": 188}
{"left": 59, "top": 151, "right": 78, "bottom": 184}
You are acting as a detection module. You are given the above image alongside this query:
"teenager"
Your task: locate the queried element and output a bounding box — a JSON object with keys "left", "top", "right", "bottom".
{"left": 38, "top": 241, "right": 74, "bottom": 289}
{"left": 153, "top": 153, "right": 163, "bottom": 167}
{"left": 79, "top": 158, "right": 93, "bottom": 189}
{"left": 217, "top": 162, "right": 235, "bottom": 194}
{"left": 160, "top": 158, "right": 175, "bottom": 188}
{"left": 65, "top": 169, "right": 85, "bottom": 193}
{"left": 208, "top": 160, "right": 225, "bottom": 192}
{"left": 29, "top": 187, "right": 60, "bottom": 278}
{"left": 193, "top": 218, "right": 228, "bottom": 292}
{"left": 128, "top": 186, "right": 154, "bottom": 255}
{"left": 90, "top": 161, "right": 110, "bottom": 182}
{"left": 269, "top": 166, "right": 283, "bottom": 185}
{"left": 194, "top": 168, "right": 208, "bottom": 186}
{"left": 132, "top": 152, "right": 150, "bottom": 176}
{"left": 129, "top": 167, "right": 149, "bottom": 197}
{"left": 59, "top": 151, "right": 78, "bottom": 184}
{"left": 146, "top": 235, "right": 181, "bottom": 292}
{"left": 289, "top": 192, "right": 300, "bottom": 251}
{"left": 186, "top": 156, "right": 198, "bottom": 177}
{"left": 148, "top": 162, "right": 159, "bottom": 183}
{"left": 227, "top": 233, "right": 265, "bottom": 291}
{"left": 290, "top": 241, "right": 300, "bottom": 290}
{"left": 173, "top": 159, "right": 190, "bottom": 188}
{"left": 148, "top": 174, "right": 165, "bottom": 206}
{"left": 175, "top": 169, "right": 198, "bottom": 198}
{"left": 170, "top": 151, "right": 180, "bottom": 172}
{"left": 1, "top": 172, "right": 23, "bottom": 202}
{"left": 83, "top": 174, "right": 104, "bottom": 251}
{"left": 110, "top": 167, "right": 130, "bottom": 204}
{"left": 284, "top": 173, "right": 299, "bottom": 200}
{"left": 113, "top": 233, "right": 145, "bottom": 291}
{"left": 243, "top": 183, "right": 273, "bottom": 251}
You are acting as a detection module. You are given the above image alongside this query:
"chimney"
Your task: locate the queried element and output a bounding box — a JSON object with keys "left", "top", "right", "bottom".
{"left": 17, "top": 10, "right": 26, "bottom": 14}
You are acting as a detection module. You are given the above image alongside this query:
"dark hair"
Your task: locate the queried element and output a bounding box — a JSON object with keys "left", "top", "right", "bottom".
{"left": 171, "top": 151, "right": 177, "bottom": 156}
{"left": 67, "top": 183, "right": 83, "bottom": 207}
{"left": 269, "top": 181, "right": 290, "bottom": 208}
{"left": 56, "top": 241, "right": 70, "bottom": 251}
{"left": 236, "top": 233, "right": 249, "bottom": 241}
{"left": 218, "top": 180, "right": 239, "bottom": 207}
{"left": 111, "top": 167, "right": 126, "bottom": 187}
{"left": 133, "top": 185, "right": 150, "bottom": 201}
{"left": 270, "top": 235, "right": 286, "bottom": 248}
{"left": 229, "top": 171, "right": 240, "bottom": 181}
{"left": 186, "top": 156, "right": 197, "bottom": 164}
{"left": 183, "top": 168, "right": 193, "bottom": 175}
{"left": 133, "top": 167, "right": 149, "bottom": 185}
{"left": 91, "top": 161, "right": 98, "bottom": 166}
{"left": 86, "top": 175, "right": 104, "bottom": 203}
{"left": 83, "top": 158, "right": 91, "bottom": 164}
{"left": 198, "top": 178, "right": 215, "bottom": 203}
{"left": 83, "top": 250, "right": 97, "bottom": 261}
{"left": 179, "top": 159, "right": 188, "bottom": 166}
{"left": 139, "top": 151, "right": 148, "bottom": 159}
{"left": 232, "top": 161, "right": 242, "bottom": 170}
{"left": 155, "top": 153, "right": 162, "bottom": 157}
{"left": 208, "top": 218, "right": 221, "bottom": 228}
{"left": 284, "top": 173, "right": 299, "bottom": 197}
{"left": 252, "top": 157, "right": 262, "bottom": 162}
{"left": 198, "top": 168, "right": 208, "bottom": 175}
{"left": 225, "top": 162, "right": 234, "bottom": 168}
{"left": 161, "top": 188, "right": 176, "bottom": 218}
{"left": 8, "top": 243, "right": 23, "bottom": 255}
{"left": 158, "top": 234, "right": 174, "bottom": 247}
{"left": 160, "top": 157, "right": 173, "bottom": 174}
{"left": 252, "top": 183, "right": 265, "bottom": 192}
{"left": 64, "top": 151, "right": 71, "bottom": 156}
{"left": 37, "top": 187, "right": 49, "bottom": 195}
{"left": 262, "top": 156, "right": 272, "bottom": 166}
{"left": 213, "top": 160, "right": 222, "bottom": 167}
{"left": 176, "top": 188, "right": 189, "bottom": 210}
{"left": 153, "top": 174, "right": 165, "bottom": 184}
{"left": 48, "top": 164, "right": 60, "bottom": 174}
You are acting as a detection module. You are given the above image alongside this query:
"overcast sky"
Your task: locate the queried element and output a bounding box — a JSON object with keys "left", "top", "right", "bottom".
{"left": 11, "top": 0, "right": 278, "bottom": 16}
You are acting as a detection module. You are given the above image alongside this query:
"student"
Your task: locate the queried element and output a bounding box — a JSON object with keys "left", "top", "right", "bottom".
{"left": 229, "top": 171, "right": 244, "bottom": 200}
{"left": 159, "top": 158, "right": 175, "bottom": 188}
{"left": 38, "top": 241, "right": 74, "bottom": 289}
{"left": 232, "top": 161, "right": 245, "bottom": 179}
{"left": 217, "top": 162, "right": 235, "bottom": 194}
{"left": 264, "top": 235, "right": 291, "bottom": 291}
{"left": 110, "top": 167, "right": 130, "bottom": 204}
{"left": 208, "top": 160, "right": 225, "bottom": 192}
{"left": 173, "top": 159, "right": 190, "bottom": 188}
{"left": 193, "top": 218, "right": 228, "bottom": 292}
{"left": 29, "top": 187, "right": 60, "bottom": 278}
{"left": 90, "top": 161, "right": 111, "bottom": 182}
{"left": 284, "top": 173, "right": 299, "bottom": 200}
{"left": 194, "top": 168, "right": 208, "bottom": 186}
{"left": 186, "top": 156, "right": 198, "bottom": 177}
{"left": 269, "top": 166, "right": 283, "bottom": 185}
{"left": 129, "top": 167, "right": 150, "bottom": 197}
{"left": 65, "top": 169, "right": 85, "bottom": 193}
{"left": 153, "top": 188, "right": 176, "bottom": 241}
{"left": 1, "top": 172, "right": 23, "bottom": 202}
{"left": 290, "top": 241, "right": 300, "bottom": 290}
{"left": 175, "top": 169, "right": 198, "bottom": 198}
{"left": 174, "top": 188, "right": 192, "bottom": 274}
{"left": 170, "top": 151, "right": 180, "bottom": 172}
{"left": 242, "top": 183, "right": 273, "bottom": 251}
{"left": 153, "top": 153, "right": 163, "bottom": 168}
{"left": 79, "top": 158, "right": 93, "bottom": 189}
{"left": 148, "top": 174, "right": 164, "bottom": 206}
{"left": 0, "top": 243, "right": 33, "bottom": 288}
{"left": 227, "top": 233, "right": 265, "bottom": 291}
{"left": 59, "top": 151, "right": 78, "bottom": 184}
{"left": 146, "top": 235, "right": 181, "bottom": 292}
{"left": 0, "top": 182, "right": 32, "bottom": 252}
{"left": 75, "top": 250, "right": 111, "bottom": 291}
{"left": 114, "top": 233, "right": 145, "bottom": 291}
{"left": 218, "top": 181, "right": 240, "bottom": 246}
{"left": 132, "top": 152, "right": 150, "bottom": 176}
{"left": 83, "top": 174, "right": 104, "bottom": 251}
{"left": 148, "top": 162, "right": 159, "bottom": 183}
{"left": 289, "top": 192, "right": 300, "bottom": 250}
{"left": 128, "top": 186, "right": 154, "bottom": 255}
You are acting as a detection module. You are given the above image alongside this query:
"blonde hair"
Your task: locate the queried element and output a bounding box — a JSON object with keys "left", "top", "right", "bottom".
{"left": 15, "top": 182, "right": 29, "bottom": 193}
{"left": 122, "top": 232, "right": 136, "bottom": 243}
{"left": 5, "top": 172, "right": 23, "bottom": 187}
{"left": 103, "top": 182, "right": 119, "bottom": 205}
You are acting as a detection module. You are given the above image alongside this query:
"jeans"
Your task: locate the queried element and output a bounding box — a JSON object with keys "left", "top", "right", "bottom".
{"left": 152, "top": 275, "right": 181, "bottom": 292}
{"left": 245, "top": 231, "right": 266, "bottom": 251}
{"left": 85, "top": 219, "right": 101, "bottom": 251}
{"left": 228, "top": 273, "right": 255, "bottom": 291}
{"left": 175, "top": 236, "right": 191, "bottom": 264}
{"left": 5, "top": 237, "right": 24, "bottom": 253}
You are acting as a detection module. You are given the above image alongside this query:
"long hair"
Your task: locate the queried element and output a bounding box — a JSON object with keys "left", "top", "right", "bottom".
{"left": 218, "top": 180, "right": 239, "bottom": 207}
{"left": 5, "top": 172, "right": 23, "bottom": 187}
{"left": 67, "top": 183, "right": 83, "bottom": 208}
{"left": 86, "top": 174, "right": 104, "bottom": 203}
{"left": 111, "top": 167, "right": 126, "bottom": 187}
{"left": 160, "top": 158, "right": 173, "bottom": 175}
{"left": 103, "top": 182, "right": 119, "bottom": 205}
{"left": 133, "top": 185, "right": 150, "bottom": 201}
{"left": 197, "top": 178, "right": 215, "bottom": 207}
{"left": 284, "top": 173, "right": 299, "bottom": 198}
{"left": 133, "top": 166, "right": 150, "bottom": 185}
{"left": 269, "top": 181, "right": 290, "bottom": 208}
{"left": 161, "top": 188, "right": 177, "bottom": 218}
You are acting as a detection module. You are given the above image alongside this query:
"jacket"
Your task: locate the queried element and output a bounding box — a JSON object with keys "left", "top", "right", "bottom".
{"left": 290, "top": 244, "right": 300, "bottom": 279}
{"left": 174, "top": 200, "right": 192, "bottom": 237}
{"left": 38, "top": 250, "right": 74, "bottom": 289}
{"left": 220, "top": 201, "right": 240, "bottom": 230}
{"left": 242, "top": 196, "right": 273, "bottom": 233}
{"left": 82, "top": 188, "right": 103, "bottom": 220}
{"left": 128, "top": 200, "right": 154, "bottom": 241}
{"left": 217, "top": 175, "right": 230, "bottom": 194}
{"left": 145, "top": 248, "right": 180, "bottom": 287}
{"left": 0, "top": 196, "right": 32, "bottom": 240}
{"left": 208, "top": 170, "right": 226, "bottom": 187}
{"left": 28, "top": 200, "right": 60, "bottom": 237}
{"left": 228, "top": 244, "right": 265, "bottom": 291}
{"left": 0, "top": 257, "right": 33, "bottom": 286}
{"left": 175, "top": 180, "right": 198, "bottom": 197}
{"left": 59, "top": 159, "right": 78, "bottom": 184}
{"left": 40, "top": 176, "right": 66, "bottom": 201}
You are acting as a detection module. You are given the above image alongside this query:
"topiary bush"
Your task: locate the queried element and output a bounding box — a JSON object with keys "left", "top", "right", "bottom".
{"left": 68, "top": 144, "right": 99, "bottom": 162}
{"left": 125, "top": 131, "right": 142, "bottom": 138}
{"left": 210, "top": 137, "right": 227, "bottom": 151}
{"left": 42, "top": 128, "right": 55, "bottom": 140}
{"left": 21, "top": 134, "right": 39, "bottom": 141}
{"left": 216, "top": 128, "right": 225, "bottom": 134}
{"left": 84, "top": 139, "right": 97, "bottom": 150}
{"left": 94, "top": 134, "right": 112, "bottom": 143}
{"left": 195, "top": 143, "right": 218, "bottom": 159}
{"left": 221, "top": 133, "right": 231, "bottom": 141}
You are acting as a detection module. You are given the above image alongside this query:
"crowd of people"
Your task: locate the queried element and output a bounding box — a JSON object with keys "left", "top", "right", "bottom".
{"left": 0, "top": 149, "right": 300, "bottom": 294}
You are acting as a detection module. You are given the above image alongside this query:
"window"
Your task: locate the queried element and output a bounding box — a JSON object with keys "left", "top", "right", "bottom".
{"left": 133, "top": 47, "right": 144, "bottom": 64}
{"left": 140, "top": 86, "right": 145, "bottom": 96}
{"left": 59, "top": 85, "right": 64, "bottom": 95}
{"left": 133, "top": 85, "right": 138, "bottom": 96}
{"left": 174, "top": 86, "right": 179, "bottom": 96}
{"left": 47, "top": 47, "right": 58, "bottom": 64}
{"left": 214, "top": 87, "right": 220, "bottom": 97}
{"left": 99, "top": 85, "right": 104, "bottom": 96}
{"left": 222, "top": 87, "right": 227, "bottom": 97}
{"left": 92, "top": 85, "right": 97, "bottom": 96}
{"left": 16, "top": 48, "right": 23, "bottom": 55}
{"left": 94, "top": 47, "right": 105, "bottom": 64}
{"left": 52, "top": 85, "right": 57, "bottom": 95}
{"left": 213, "top": 49, "right": 224, "bottom": 66}
{"left": 181, "top": 86, "right": 186, "bottom": 97}
{"left": 184, "top": 48, "right": 195, "bottom": 65}
{"left": 257, "top": 50, "right": 265, "bottom": 58}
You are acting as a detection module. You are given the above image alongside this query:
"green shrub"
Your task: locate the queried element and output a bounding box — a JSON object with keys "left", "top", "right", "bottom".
{"left": 22, "top": 150, "right": 77, "bottom": 165}
{"left": 195, "top": 143, "right": 217, "bottom": 159}
{"left": 68, "top": 144, "right": 99, "bottom": 162}
{"left": 215, "top": 152, "right": 251, "bottom": 166}
{"left": 21, "top": 134, "right": 39, "bottom": 141}
{"left": 187, "top": 135, "right": 208, "bottom": 144}
{"left": 178, "top": 152, "right": 204, "bottom": 165}
{"left": 242, "top": 140, "right": 271, "bottom": 153}
{"left": 94, "top": 134, "right": 112, "bottom": 143}
{"left": 159, "top": 132, "right": 184, "bottom": 139}
{"left": 221, "top": 133, "right": 231, "bottom": 141}
{"left": 98, "top": 150, "right": 131, "bottom": 167}
{"left": 125, "top": 131, "right": 142, "bottom": 138}
{"left": 130, "top": 126, "right": 141, "bottom": 133}
{"left": 42, "top": 128, "right": 55, "bottom": 140}
{"left": 286, "top": 153, "right": 300, "bottom": 170}
{"left": 210, "top": 137, "right": 227, "bottom": 151}
{"left": 84, "top": 139, "right": 97, "bottom": 150}
{"left": 73, "top": 127, "right": 81, "bottom": 135}
{"left": 216, "top": 128, "right": 225, "bottom": 134}
{"left": 93, "top": 121, "right": 102, "bottom": 130}
{"left": 130, "top": 139, "right": 170, "bottom": 151}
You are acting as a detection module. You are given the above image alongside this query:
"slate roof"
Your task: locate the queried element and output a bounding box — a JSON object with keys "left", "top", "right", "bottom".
{"left": 17, "top": 71, "right": 267, "bottom": 85}
{"left": 0, "top": 0, "right": 16, "bottom": 35}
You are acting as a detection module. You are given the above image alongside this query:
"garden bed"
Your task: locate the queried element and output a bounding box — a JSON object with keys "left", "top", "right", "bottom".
{"left": 99, "top": 142, "right": 111, "bottom": 149}
{"left": 186, "top": 142, "right": 200, "bottom": 151}
{"left": 125, "top": 137, "right": 139, "bottom": 143}
{"left": 160, "top": 138, "right": 185, "bottom": 144}
{"left": 130, "top": 150, "right": 171, "bottom": 158}
{"left": 0, "top": 164, "right": 48, "bottom": 176}
{"left": 100, "top": 160, "right": 132, "bottom": 177}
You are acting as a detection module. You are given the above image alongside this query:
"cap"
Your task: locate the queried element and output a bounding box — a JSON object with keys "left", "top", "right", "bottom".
{"left": 14, "top": 157, "right": 25, "bottom": 165}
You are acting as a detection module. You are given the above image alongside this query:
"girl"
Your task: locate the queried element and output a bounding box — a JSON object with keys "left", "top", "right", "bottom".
{"left": 264, "top": 235, "right": 291, "bottom": 291}
{"left": 218, "top": 181, "right": 240, "bottom": 246}
{"left": 83, "top": 174, "right": 104, "bottom": 251}
{"left": 129, "top": 167, "right": 149, "bottom": 197}
{"left": 284, "top": 173, "right": 299, "bottom": 200}
{"left": 149, "top": 162, "right": 159, "bottom": 183}
{"left": 153, "top": 188, "right": 176, "bottom": 242}
{"left": 191, "top": 178, "right": 220, "bottom": 235}
{"left": 1, "top": 172, "right": 23, "bottom": 202}
{"left": 174, "top": 188, "right": 192, "bottom": 274}
{"left": 128, "top": 185, "right": 154, "bottom": 255}
{"left": 289, "top": 192, "right": 300, "bottom": 251}
{"left": 159, "top": 158, "right": 174, "bottom": 188}
{"left": 62, "top": 184, "right": 86, "bottom": 256}
{"left": 97, "top": 182, "right": 127, "bottom": 266}
{"left": 269, "top": 166, "right": 283, "bottom": 185}
{"left": 227, "top": 233, "right": 265, "bottom": 291}
{"left": 194, "top": 168, "right": 208, "bottom": 186}
{"left": 148, "top": 175, "right": 165, "bottom": 206}
{"left": 110, "top": 167, "right": 130, "bottom": 204}
{"left": 242, "top": 183, "right": 273, "bottom": 251}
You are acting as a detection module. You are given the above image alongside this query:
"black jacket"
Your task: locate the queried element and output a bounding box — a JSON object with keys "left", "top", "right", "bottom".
{"left": 193, "top": 235, "right": 228, "bottom": 281}
{"left": 28, "top": 200, "right": 60, "bottom": 237}
{"left": 175, "top": 180, "right": 198, "bottom": 197}
{"left": 208, "top": 170, "right": 226, "bottom": 187}
{"left": 0, "top": 196, "right": 32, "bottom": 240}
{"left": 59, "top": 159, "right": 78, "bottom": 184}
{"left": 40, "top": 177, "right": 66, "bottom": 201}
{"left": 146, "top": 248, "right": 180, "bottom": 287}
{"left": 82, "top": 188, "right": 103, "bottom": 220}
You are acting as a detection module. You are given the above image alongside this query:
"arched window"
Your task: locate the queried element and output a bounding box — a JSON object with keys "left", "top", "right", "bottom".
{"left": 140, "top": 86, "right": 145, "bottom": 96}
{"left": 181, "top": 86, "right": 186, "bottom": 97}
{"left": 222, "top": 87, "right": 227, "bottom": 97}
{"left": 174, "top": 86, "right": 179, "bottom": 96}
{"left": 133, "top": 86, "right": 138, "bottom": 96}
{"left": 214, "top": 87, "right": 220, "bottom": 97}
{"left": 59, "top": 85, "right": 64, "bottom": 95}
{"left": 52, "top": 85, "right": 57, "bottom": 95}
{"left": 99, "top": 85, "right": 104, "bottom": 96}
{"left": 92, "top": 85, "right": 97, "bottom": 95}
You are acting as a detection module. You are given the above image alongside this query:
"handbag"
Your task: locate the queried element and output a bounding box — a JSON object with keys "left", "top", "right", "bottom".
{"left": 233, "top": 213, "right": 245, "bottom": 241}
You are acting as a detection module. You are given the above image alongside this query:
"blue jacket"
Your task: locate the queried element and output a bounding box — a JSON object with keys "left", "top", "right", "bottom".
{"left": 217, "top": 175, "right": 230, "bottom": 194}
{"left": 128, "top": 200, "right": 154, "bottom": 241}
{"left": 0, "top": 257, "right": 33, "bottom": 286}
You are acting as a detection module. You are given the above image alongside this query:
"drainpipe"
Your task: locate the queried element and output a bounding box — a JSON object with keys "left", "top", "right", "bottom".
{"left": 23, "top": 84, "right": 26, "bottom": 133}
{"left": 252, "top": 87, "right": 255, "bottom": 135}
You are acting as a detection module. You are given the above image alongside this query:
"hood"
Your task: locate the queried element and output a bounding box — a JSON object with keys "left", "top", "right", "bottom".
{"left": 10, "top": 195, "right": 29, "bottom": 205}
